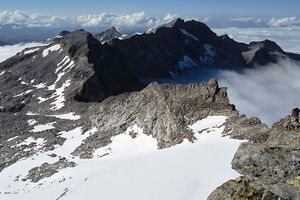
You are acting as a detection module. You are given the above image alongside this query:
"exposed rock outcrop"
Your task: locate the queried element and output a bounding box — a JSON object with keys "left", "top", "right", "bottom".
{"left": 94, "top": 26, "right": 122, "bottom": 44}
{"left": 22, "top": 159, "right": 76, "bottom": 182}
{"left": 211, "top": 108, "right": 300, "bottom": 200}
{"left": 208, "top": 176, "right": 284, "bottom": 200}
{"left": 72, "top": 79, "right": 235, "bottom": 157}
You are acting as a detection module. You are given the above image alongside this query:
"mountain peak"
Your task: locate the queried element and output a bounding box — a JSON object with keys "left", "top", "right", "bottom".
{"left": 94, "top": 26, "right": 122, "bottom": 44}
{"left": 164, "top": 18, "right": 185, "bottom": 28}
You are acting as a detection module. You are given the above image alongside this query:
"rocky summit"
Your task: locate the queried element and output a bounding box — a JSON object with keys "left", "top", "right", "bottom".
{"left": 94, "top": 26, "right": 122, "bottom": 44}
{"left": 0, "top": 18, "right": 299, "bottom": 200}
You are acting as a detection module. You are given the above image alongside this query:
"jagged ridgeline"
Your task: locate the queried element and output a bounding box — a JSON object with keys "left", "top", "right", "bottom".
{"left": 0, "top": 18, "right": 299, "bottom": 199}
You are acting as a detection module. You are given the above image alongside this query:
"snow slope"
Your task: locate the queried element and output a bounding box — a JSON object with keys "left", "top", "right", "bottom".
{"left": 0, "top": 116, "right": 244, "bottom": 200}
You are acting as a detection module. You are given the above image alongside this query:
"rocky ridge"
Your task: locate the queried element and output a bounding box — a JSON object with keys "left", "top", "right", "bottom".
{"left": 209, "top": 108, "right": 300, "bottom": 200}
{"left": 94, "top": 26, "right": 122, "bottom": 44}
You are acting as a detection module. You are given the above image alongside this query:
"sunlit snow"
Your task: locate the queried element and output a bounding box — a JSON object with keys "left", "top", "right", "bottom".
{"left": 181, "top": 29, "right": 199, "bottom": 41}
{"left": 46, "top": 113, "right": 81, "bottom": 120}
{"left": 23, "top": 47, "right": 40, "bottom": 55}
{"left": 30, "top": 122, "right": 56, "bottom": 132}
{"left": 0, "top": 116, "right": 244, "bottom": 200}
{"left": 42, "top": 44, "right": 61, "bottom": 57}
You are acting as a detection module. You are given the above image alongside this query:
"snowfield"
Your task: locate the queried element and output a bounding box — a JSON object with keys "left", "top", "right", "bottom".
{"left": 42, "top": 44, "right": 61, "bottom": 57}
{"left": 0, "top": 116, "right": 244, "bottom": 200}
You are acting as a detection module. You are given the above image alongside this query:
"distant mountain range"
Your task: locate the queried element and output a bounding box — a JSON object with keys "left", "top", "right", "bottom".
{"left": 0, "top": 40, "right": 10, "bottom": 46}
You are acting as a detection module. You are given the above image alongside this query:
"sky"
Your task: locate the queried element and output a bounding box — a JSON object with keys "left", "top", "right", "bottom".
{"left": 1, "top": 0, "right": 300, "bottom": 42}
{"left": 1, "top": 0, "right": 300, "bottom": 18}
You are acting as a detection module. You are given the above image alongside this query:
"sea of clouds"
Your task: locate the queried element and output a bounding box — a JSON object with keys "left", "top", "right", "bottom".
{"left": 214, "top": 27, "right": 300, "bottom": 126}
{"left": 0, "top": 42, "right": 46, "bottom": 63}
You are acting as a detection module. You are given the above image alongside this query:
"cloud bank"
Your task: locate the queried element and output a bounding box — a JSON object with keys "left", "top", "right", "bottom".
{"left": 1, "top": 10, "right": 300, "bottom": 31}
{"left": 229, "top": 16, "right": 300, "bottom": 28}
{"left": 0, "top": 42, "right": 46, "bottom": 62}
{"left": 218, "top": 60, "right": 300, "bottom": 126}
{"left": 213, "top": 26, "right": 300, "bottom": 54}
{"left": 0, "top": 10, "right": 177, "bottom": 31}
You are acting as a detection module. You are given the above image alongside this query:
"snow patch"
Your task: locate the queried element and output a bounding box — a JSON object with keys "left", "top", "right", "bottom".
{"left": 94, "top": 124, "right": 157, "bottom": 159}
{"left": 203, "top": 44, "right": 216, "bottom": 57}
{"left": 24, "top": 47, "right": 40, "bottom": 55}
{"left": 42, "top": 44, "right": 61, "bottom": 57}
{"left": 16, "top": 137, "right": 45, "bottom": 148}
{"left": 63, "top": 60, "right": 75, "bottom": 71}
{"left": 13, "top": 90, "right": 33, "bottom": 97}
{"left": 37, "top": 96, "right": 50, "bottom": 103}
{"left": 56, "top": 56, "right": 70, "bottom": 73}
{"left": 199, "top": 44, "right": 216, "bottom": 65}
{"left": 20, "top": 81, "right": 28, "bottom": 85}
{"left": 181, "top": 29, "right": 199, "bottom": 41}
{"left": 26, "top": 111, "right": 39, "bottom": 116}
{"left": 189, "top": 116, "right": 227, "bottom": 135}
{"left": 46, "top": 113, "right": 81, "bottom": 120}
{"left": 28, "top": 119, "right": 38, "bottom": 126}
{"left": 0, "top": 71, "right": 5, "bottom": 76}
{"left": 30, "top": 122, "right": 56, "bottom": 132}
{"left": 33, "top": 82, "right": 47, "bottom": 89}
{"left": 50, "top": 80, "right": 71, "bottom": 110}
{"left": 178, "top": 56, "right": 198, "bottom": 70}
{"left": 7, "top": 136, "right": 18, "bottom": 142}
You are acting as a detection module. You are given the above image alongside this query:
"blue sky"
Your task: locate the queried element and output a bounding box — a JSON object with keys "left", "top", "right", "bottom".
{"left": 1, "top": 0, "right": 300, "bottom": 18}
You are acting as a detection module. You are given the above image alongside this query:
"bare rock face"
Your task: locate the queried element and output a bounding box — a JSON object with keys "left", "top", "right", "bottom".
{"left": 230, "top": 108, "right": 300, "bottom": 200}
{"left": 72, "top": 79, "right": 237, "bottom": 158}
{"left": 22, "top": 159, "right": 76, "bottom": 182}
{"left": 208, "top": 176, "right": 284, "bottom": 200}
{"left": 94, "top": 27, "right": 122, "bottom": 44}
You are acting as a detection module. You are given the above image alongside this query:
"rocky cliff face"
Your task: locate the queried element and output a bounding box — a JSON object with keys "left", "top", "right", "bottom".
{"left": 209, "top": 108, "right": 300, "bottom": 200}
{"left": 94, "top": 26, "right": 122, "bottom": 44}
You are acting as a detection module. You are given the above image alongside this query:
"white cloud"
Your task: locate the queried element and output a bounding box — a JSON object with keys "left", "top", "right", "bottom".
{"left": 268, "top": 16, "right": 300, "bottom": 27}
{"left": 0, "top": 10, "right": 182, "bottom": 32}
{"left": 0, "top": 10, "right": 73, "bottom": 27}
{"left": 219, "top": 59, "right": 300, "bottom": 126}
{"left": 230, "top": 17, "right": 256, "bottom": 22}
{"left": 77, "top": 11, "right": 159, "bottom": 28}
{"left": 163, "top": 13, "right": 179, "bottom": 22}
{"left": 202, "top": 17, "right": 210, "bottom": 23}
{"left": 213, "top": 26, "right": 300, "bottom": 54}
{"left": 229, "top": 17, "right": 300, "bottom": 28}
